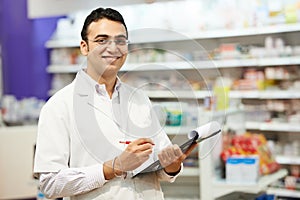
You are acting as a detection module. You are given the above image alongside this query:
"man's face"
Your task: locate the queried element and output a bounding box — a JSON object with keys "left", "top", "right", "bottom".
{"left": 81, "top": 18, "right": 128, "bottom": 78}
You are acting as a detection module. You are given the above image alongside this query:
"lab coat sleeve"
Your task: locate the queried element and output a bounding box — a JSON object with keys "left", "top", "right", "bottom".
{"left": 34, "top": 97, "right": 71, "bottom": 174}
{"left": 156, "top": 163, "right": 183, "bottom": 182}
{"left": 39, "top": 164, "right": 107, "bottom": 199}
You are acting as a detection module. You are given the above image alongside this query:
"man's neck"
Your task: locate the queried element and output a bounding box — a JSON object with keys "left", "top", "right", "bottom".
{"left": 86, "top": 68, "right": 117, "bottom": 98}
{"left": 98, "top": 76, "right": 116, "bottom": 98}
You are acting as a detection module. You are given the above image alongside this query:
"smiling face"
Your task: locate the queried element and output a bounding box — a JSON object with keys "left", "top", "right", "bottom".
{"left": 80, "top": 18, "right": 128, "bottom": 81}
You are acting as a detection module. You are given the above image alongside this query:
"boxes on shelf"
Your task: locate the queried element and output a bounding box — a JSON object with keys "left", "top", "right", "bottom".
{"left": 221, "top": 133, "right": 280, "bottom": 177}
{"left": 226, "top": 155, "right": 259, "bottom": 183}
{"left": 155, "top": 102, "right": 198, "bottom": 127}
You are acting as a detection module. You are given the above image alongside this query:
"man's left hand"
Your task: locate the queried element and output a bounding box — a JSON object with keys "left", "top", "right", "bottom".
{"left": 158, "top": 143, "right": 198, "bottom": 174}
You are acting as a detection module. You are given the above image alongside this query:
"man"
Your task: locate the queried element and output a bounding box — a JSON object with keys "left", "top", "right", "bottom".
{"left": 34, "top": 7, "right": 196, "bottom": 200}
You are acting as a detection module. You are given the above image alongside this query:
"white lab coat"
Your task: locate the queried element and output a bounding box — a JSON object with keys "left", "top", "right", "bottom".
{"left": 34, "top": 70, "right": 179, "bottom": 200}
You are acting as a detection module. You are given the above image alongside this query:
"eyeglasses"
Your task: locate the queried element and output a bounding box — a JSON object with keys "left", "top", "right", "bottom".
{"left": 89, "top": 38, "right": 130, "bottom": 47}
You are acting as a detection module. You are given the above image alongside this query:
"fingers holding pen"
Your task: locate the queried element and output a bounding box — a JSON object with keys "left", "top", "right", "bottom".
{"left": 118, "top": 138, "right": 155, "bottom": 171}
{"left": 132, "top": 138, "right": 155, "bottom": 146}
{"left": 126, "top": 138, "right": 155, "bottom": 153}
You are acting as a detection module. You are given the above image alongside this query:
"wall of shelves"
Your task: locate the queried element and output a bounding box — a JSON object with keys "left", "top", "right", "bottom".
{"left": 245, "top": 121, "right": 300, "bottom": 132}
{"left": 46, "top": 56, "right": 300, "bottom": 73}
{"left": 44, "top": 11, "right": 300, "bottom": 199}
{"left": 210, "top": 169, "right": 288, "bottom": 199}
{"left": 45, "top": 23, "right": 300, "bottom": 48}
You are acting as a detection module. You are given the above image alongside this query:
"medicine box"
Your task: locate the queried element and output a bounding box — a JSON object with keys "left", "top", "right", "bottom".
{"left": 226, "top": 156, "right": 259, "bottom": 183}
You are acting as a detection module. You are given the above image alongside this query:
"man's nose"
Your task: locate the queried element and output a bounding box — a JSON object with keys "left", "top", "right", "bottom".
{"left": 106, "top": 40, "right": 118, "bottom": 51}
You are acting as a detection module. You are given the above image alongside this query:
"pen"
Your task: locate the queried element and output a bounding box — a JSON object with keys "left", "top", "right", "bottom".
{"left": 119, "top": 141, "right": 131, "bottom": 144}
{"left": 119, "top": 141, "right": 155, "bottom": 145}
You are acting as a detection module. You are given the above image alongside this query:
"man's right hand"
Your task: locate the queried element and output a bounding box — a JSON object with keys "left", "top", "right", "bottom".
{"left": 116, "top": 138, "right": 154, "bottom": 172}
{"left": 103, "top": 138, "right": 154, "bottom": 179}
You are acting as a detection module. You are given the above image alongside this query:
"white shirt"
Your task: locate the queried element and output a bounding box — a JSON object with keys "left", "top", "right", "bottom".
{"left": 34, "top": 70, "right": 180, "bottom": 200}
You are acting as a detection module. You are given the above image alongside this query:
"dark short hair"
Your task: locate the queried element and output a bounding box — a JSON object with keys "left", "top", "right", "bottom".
{"left": 81, "top": 7, "right": 128, "bottom": 42}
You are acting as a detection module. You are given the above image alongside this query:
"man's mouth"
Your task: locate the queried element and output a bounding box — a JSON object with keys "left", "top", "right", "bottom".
{"left": 102, "top": 56, "right": 121, "bottom": 63}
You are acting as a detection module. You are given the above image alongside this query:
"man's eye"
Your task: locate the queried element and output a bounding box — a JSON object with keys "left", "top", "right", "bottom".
{"left": 115, "top": 39, "right": 127, "bottom": 45}
{"left": 95, "top": 39, "right": 107, "bottom": 44}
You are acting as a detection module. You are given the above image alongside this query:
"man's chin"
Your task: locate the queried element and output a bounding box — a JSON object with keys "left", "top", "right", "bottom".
{"left": 101, "top": 64, "right": 122, "bottom": 73}
{"left": 101, "top": 56, "right": 126, "bottom": 72}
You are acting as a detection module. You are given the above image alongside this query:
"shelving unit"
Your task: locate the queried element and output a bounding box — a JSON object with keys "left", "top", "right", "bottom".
{"left": 46, "top": 56, "right": 300, "bottom": 74}
{"left": 44, "top": 20, "right": 300, "bottom": 199}
{"left": 212, "top": 169, "right": 288, "bottom": 199}
{"left": 123, "top": 56, "right": 300, "bottom": 71}
{"left": 267, "top": 188, "right": 300, "bottom": 198}
{"left": 45, "top": 23, "right": 300, "bottom": 48}
{"left": 199, "top": 131, "right": 289, "bottom": 200}
{"left": 275, "top": 155, "right": 300, "bottom": 165}
{"left": 230, "top": 90, "right": 300, "bottom": 99}
{"left": 179, "top": 167, "right": 200, "bottom": 177}
{"left": 246, "top": 121, "right": 300, "bottom": 132}
{"left": 160, "top": 107, "right": 244, "bottom": 200}
{"left": 144, "top": 90, "right": 300, "bottom": 100}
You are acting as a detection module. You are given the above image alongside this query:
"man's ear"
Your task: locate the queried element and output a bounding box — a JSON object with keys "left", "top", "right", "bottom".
{"left": 80, "top": 40, "right": 89, "bottom": 56}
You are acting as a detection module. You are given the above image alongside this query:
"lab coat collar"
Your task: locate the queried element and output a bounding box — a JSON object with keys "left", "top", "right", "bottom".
{"left": 74, "top": 70, "right": 122, "bottom": 126}
{"left": 76, "top": 69, "right": 122, "bottom": 97}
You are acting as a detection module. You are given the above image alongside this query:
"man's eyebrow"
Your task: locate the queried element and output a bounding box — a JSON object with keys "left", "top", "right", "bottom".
{"left": 115, "top": 34, "right": 127, "bottom": 38}
{"left": 94, "top": 34, "right": 127, "bottom": 39}
{"left": 94, "top": 34, "right": 109, "bottom": 39}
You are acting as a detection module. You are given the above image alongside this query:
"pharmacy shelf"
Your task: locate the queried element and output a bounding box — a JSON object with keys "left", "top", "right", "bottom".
{"left": 46, "top": 64, "right": 82, "bottom": 73}
{"left": 180, "top": 167, "right": 199, "bottom": 177}
{"left": 215, "top": 56, "right": 300, "bottom": 68}
{"left": 122, "top": 60, "right": 208, "bottom": 71}
{"left": 164, "top": 126, "right": 194, "bottom": 135}
{"left": 48, "top": 87, "right": 300, "bottom": 101}
{"left": 267, "top": 188, "right": 300, "bottom": 198}
{"left": 122, "top": 56, "right": 300, "bottom": 71}
{"left": 146, "top": 90, "right": 300, "bottom": 100}
{"left": 230, "top": 90, "right": 300, "bottom": 99}
{"left": 146, "top": 90, "right": 300, "bottom": 99}
{"left": 46, "top": 56, "right": 300, "bottom": 73}
{"left": 275, "top": 155, "right": 300, "bottom": 165}
{"left": 212, "top": 169, "right": 288, "bottom": 199}
{"left": 45, "top": 38, "right": 81, "bottom": 48}
{"left": 145, "top": 90, "right": 211, "bottom": 99}
{"left": 43, "top": 5, "right": 300, "bottom": 200}
{"left": 246, "top": 121, "right": 300, "bottom": 132}
{"left": 163, "top": 108, "right": 242, "bottom": 134}
{"left": 45, "top": 23, "right": 300, "bottom": 48}
{"left": 130, "top": 23, "right": 300, "bottom": 44}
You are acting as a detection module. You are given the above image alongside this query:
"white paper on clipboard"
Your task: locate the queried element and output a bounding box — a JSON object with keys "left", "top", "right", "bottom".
{"left": 132, "top": 121, "right": 221, "bottom": 178}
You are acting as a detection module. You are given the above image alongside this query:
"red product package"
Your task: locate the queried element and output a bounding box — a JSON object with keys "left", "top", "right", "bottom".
{"left": 220, "top": 133, "right": 280, "bottom": 175}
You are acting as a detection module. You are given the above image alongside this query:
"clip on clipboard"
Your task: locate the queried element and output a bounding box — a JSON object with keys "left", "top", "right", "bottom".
{"left": 132, "top": 121, "right": 221, "bottom": 178}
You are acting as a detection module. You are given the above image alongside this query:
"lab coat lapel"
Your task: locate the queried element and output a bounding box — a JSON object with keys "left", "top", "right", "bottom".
{"left": 75, "top": 71, "right": 112, "bottom": 120}
{"left": 118, "top": 85, "right": 163, "bottom": 139}
{"left": 73, "top": 71, "right": 122, "bottom": 162}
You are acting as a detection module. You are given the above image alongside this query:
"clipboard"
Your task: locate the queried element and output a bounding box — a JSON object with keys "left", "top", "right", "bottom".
{"left": 132, "top": 121, "right": 221, "bottom": 178}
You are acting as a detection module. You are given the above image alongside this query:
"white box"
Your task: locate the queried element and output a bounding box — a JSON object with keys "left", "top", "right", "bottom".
{"left": 226, "top": 156, "right": 259, "bottom": 183}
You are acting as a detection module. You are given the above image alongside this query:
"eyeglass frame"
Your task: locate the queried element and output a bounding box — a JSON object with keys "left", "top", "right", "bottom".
{"left": 87, "top": 34, "right": 130, "bottom": 48}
